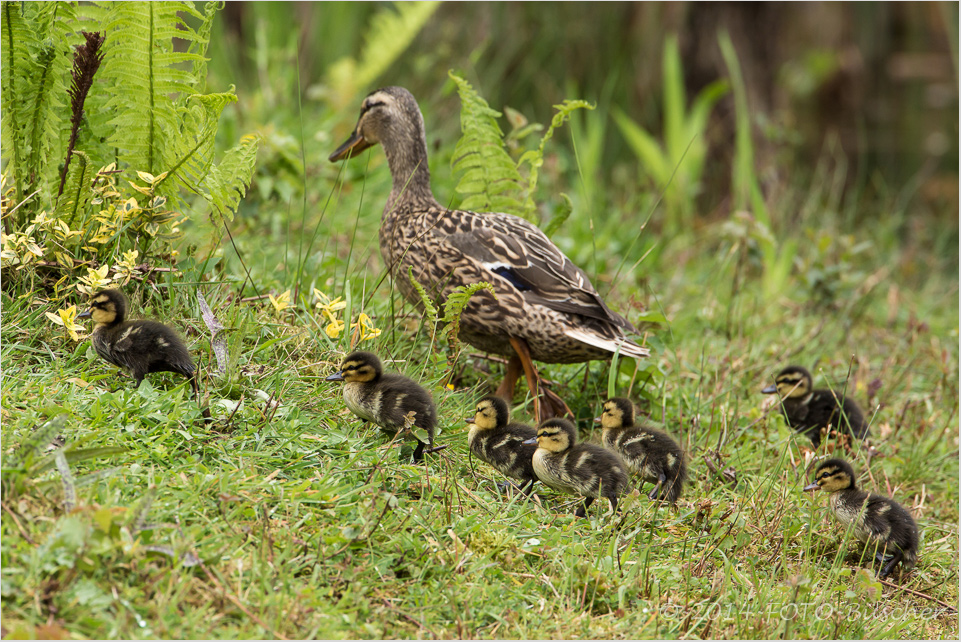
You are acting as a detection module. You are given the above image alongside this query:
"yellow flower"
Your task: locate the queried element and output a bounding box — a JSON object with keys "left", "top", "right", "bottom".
{"left": 313, "top": 289, "right": 347, "bottom": 315}
{"left": 325, "top": 318, "right": 346, "bottom": 338}
{"left": 351, "top": 313, "right": 382, "bottom": 342}
{"left": 268, "top": 289, "right": 292, "bottom": 313}
{"left": 45, "top": 305, "right": 85, "bottom": 342}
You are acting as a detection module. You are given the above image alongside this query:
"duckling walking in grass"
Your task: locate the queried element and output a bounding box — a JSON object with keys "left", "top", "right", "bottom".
{"left": 326, "top": 351, "right": 445, "bottom": 463}
{"left": 597, "top": 398, "right": 687, "bottom": 504}
{"left": 466, "top": 396, "right": 539, "bottom": 495}
{"left": 329, "top": 86, "right": 648, "bottom": 422}
{"left": 804, "top": 458, "right": 918, "bottom": 578}
{"left": 79, "top": 289, "right": 210, "bottom": 421}
{"left": 80, "top": 289, "right": 199, "bottom": 391}
{"left": 762, "top": 365, "right": 870, "bottom": 447}
{"left": 523, "top": 418, "right": 628, "bottom": 518}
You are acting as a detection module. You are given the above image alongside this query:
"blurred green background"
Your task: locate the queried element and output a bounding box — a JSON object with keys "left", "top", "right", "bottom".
{"left": 208, "top": 1, "right": 958, "bottom": 226}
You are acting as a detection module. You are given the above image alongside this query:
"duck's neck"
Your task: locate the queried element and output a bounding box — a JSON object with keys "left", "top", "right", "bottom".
{"left": 381, "top": 114, "right": 441, "bottom": 215}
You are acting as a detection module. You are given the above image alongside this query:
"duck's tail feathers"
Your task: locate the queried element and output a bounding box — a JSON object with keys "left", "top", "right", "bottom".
{"left": 564, "top": 328, "right": 650, "bottom": 360}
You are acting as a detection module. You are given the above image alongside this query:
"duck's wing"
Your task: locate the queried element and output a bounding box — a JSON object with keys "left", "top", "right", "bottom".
{"left": 440, "top": 209, "right": 648, "bottom": 358}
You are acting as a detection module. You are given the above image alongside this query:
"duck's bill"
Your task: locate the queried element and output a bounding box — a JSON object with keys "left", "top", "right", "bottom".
{"left": 761, "top": 385, "right": 778, "bottom": 394}
{"left": 802, "top": 483, "right": 821, "bottom": 492}
{"left": 464, "top": 417, "right": 475, "bottom": 425}
{"left": 593, "top": 416, "right": 602, "bottom": 424}
{"left": 328, "top": 131, "right": 373, "bottom": 162}
{"left": 325, "top": 371, "right": 345, "bottom": 382}
{"left": 521, "top": 437, "right": 537, "bottom": 445}
{"left": 77, "top": 310, "right": 92, "bottom": 319}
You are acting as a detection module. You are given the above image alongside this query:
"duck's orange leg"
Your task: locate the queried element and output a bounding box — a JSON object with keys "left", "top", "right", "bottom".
{"left": 507, "top": 336, "right": 573, "bottom": 422}
{"left": 494, "top": 354, "right": 523, "bottom": 400}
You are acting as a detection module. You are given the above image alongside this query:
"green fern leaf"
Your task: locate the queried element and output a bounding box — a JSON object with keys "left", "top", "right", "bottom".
{"left": 1, "top": 2, "right": 74, "bottom": 212}
{"left": 407, "top": 266, "right": 439, "bottom": 323}
{"left": 161, "top": 91, "right": 238, "bottom": 197}
{"left": 448, "top": 71, "right": 527, "bottom": 217}
{"left": 441, "top": 281, "right": 496, "bottom": 345}
{"left": 96, "top": 1, "right": 207, "bottom": 176}
{"left": 518, "top": 99, "right": 594, "bottom": 219}
{"left": 54, "top": 149, "right": 94, "bottom": 222}
{"left": 205, "top": 132, "right": 261, "bottom": 221}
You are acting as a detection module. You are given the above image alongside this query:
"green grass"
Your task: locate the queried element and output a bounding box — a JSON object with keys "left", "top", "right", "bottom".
{"left": 2, "top": 159, "right": 958, "bottom": 638}
{"left": 2, "top": 13, "right": 959, "bottom": 635}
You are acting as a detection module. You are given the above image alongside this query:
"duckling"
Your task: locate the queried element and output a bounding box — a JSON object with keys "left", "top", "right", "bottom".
{"left": 466, "top": 395, "right": 539, "bottom": 495}
{"left": 329, "top": 86, "right": 649, "bottom": 422}
{"left": 762, "top": 365, "right": 870, "bottom": 447}
{"left": 78, "top": 289, "right": 201, "bottom": 395}
{"left": 522, "top": 418, "right": 628, "bottom": 517}
{"left": 597, "top": 397, "right": 687, "bottom": 504}
{"left": 804, "top": 458, "right": 918, "bottom": 578}
{"left": 325, "top": 351, "right": 444, "bottom": 463}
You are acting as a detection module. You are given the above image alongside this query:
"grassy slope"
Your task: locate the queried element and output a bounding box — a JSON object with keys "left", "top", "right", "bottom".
{"left": 2, "top": 119, "right": 959, "bottom": 640}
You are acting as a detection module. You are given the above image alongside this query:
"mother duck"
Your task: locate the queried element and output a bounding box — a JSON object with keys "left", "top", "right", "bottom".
{"left": 329, "top": 86, "right": 648, "bottom": 420}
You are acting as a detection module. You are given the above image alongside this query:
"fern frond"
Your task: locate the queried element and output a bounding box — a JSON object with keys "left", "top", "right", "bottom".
{"left": 190, "top": 1, "right": 221, "bottom": 90}
{"left": 97, "top": 1, "right": 207, "bottom": 176}
{"left": 1, "top": 1, "right": 31, "bottom": 203}
{"left": 205, "top": 132, "right": 261, "bottom": 221}
{"left": 448, "top": 71, "right": 527, "bottom": 217}
{"left": 407, "top": 266, "right": 439, "bottom": 323}
{"left": 161, "top": 91, "right": 237, "bottom": 197}
{"left": 2, "top": 3, "right": 70, "bottom": 211}
{"left": 517, "top": 99, "right": 594, "bottom": 219}
{"left": 441, "top": 282, "right": 495, "bottom": 345}
{"left": 54, "top": 150, "right": 94, "bottom": 222}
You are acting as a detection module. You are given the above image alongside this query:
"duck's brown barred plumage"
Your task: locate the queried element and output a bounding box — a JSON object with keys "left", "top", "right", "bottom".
{"left": 329, "top": 86, "right": 648, "bottom": 365}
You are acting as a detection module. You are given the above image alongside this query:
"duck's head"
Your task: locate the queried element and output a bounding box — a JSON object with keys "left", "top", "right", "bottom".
{"left": 523, "top": 418, "right": 576, "bottom": 453}
{"left": 328, "top": 86, "right": 424, "bottom": 163}
{"left": 77, "top": 289, "right": 126, "bottom": 325}
{"left": 762, "top": 365, "right": 813, "bottom": 398}
{"left": 803, "top": 457, "right": 856, "bottom": 493}
{"left": 597, "top": 397, "right": 634, "bottom": 430}
{"left": 466, "top": 395, "right": 509, "bottom": 430}
{"left": 325, "top": 350, "right": 383, "bottom": 383}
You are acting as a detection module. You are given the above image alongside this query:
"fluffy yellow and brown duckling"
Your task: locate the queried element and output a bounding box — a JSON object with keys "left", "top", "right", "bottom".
{"left": 804, "top": 458, "right": 919, "bottom": 578}
{"left": 597, "top": 397, "right": 687, "bottom": 504}
{"left": 762, "top": 365, "right": 870, "bottom": 447}
{"left": 329, "top": 86, "right": 649, "bottom": 422}
{"left": 78, "top": 289, "right": 201, "bottom": 394}
{"left": 325, "top": 351, "right": 444, "bottom": 463}
{"left": 522, "top": 418, "right": 629, "bottom": 517}
{"left": 466, "top": 395, "right": 539, "bottom": 495}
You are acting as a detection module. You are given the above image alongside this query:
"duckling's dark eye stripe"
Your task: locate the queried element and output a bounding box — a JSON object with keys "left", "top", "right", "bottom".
{"left": 362, "top": 100, "right": 386, "bottom": 114}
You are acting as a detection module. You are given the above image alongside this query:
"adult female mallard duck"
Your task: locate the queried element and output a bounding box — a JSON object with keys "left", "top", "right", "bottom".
{"left": 762, "top": 365, "right": 870, "bottom": 447}
{"left": 329, "top": 86, "right": 648, "bottom": 421}
{"left": 804, "top": 458, "right": 918, "bottom": 578}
